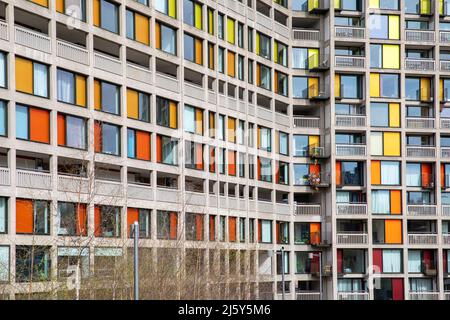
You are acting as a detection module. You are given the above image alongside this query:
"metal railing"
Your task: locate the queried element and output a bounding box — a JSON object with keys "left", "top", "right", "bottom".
{"left": 335, "top": 144, "right": 366, "bottom": 156}
{"left": 296, "top": 292, "right": 321, "bottom": 300}
{"left": 338, "top": 292, "right": 369, "bottom": 300}
{"left": 294, "top": 203, "right": 321, "bottom": 215}
{"left": 405, "top": 30, "right": 435, "bottom": 42}
{"left": 408, "top": 233, "right": 438, "bottom": 245}
{"left": 292, "top": 29, "right": 320, "bottom": 41}
{"left": 406, "top": 117, "right": 434, "bottom": 129}
{"left": 335, "top": 55, "right": 365, "bottom": 68}
{"left": 0, "top": 167, "right": 10, "bottom": 186}
{"left": 441, "top": 60, "right": 450, "bottom": 71}
{"left": 334, "top": 26, "right": 365, "bottom": 39}
{"left": 335, "top": 115, "right": 366, "bottom": 127}
{"left": 443, "top": 234, "right": 450, "bottom": 244}
{"left": 409, "top": 292, "right": 440, "bottom": 300}
{"left": 293, "top": 116, "right": 320, "bottom": 128}
{"left": 441, "top": 31, "right": 450, "bottom": 43}
{"left": 407, "top": 205, "right": 437, "bottom": 216}
{"left": 441, "top": 118, "right": 450, "bottom": 129}
{"left": 15, "top": 25, "right": 51, "bottom": 54}
{"left": 406, "top": 146, "right": 436, "bottom": 158}
{"left": 405, "top": 58, "right": 435, "bottom": 71}
{"left": 17, "top": 169, "right": 52, "bottom": 190}
{"left": 0, "top": 20, "right": 8, "bottom": 41}
{"left": 442, "top": 205, "right": 450, "bottom": 216}
{"left": 336, "top": 203, "right": 367, "bottom": 215}
{"left": 336, "top": 233, "right": 368, "bottom": 245}
{"left": 57, "top": 40, "right": 89, "bottom": 65}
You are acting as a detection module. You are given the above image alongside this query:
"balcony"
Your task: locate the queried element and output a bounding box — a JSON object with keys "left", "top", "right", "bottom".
{"left": 443, "top": 205, "right": 450, "bottom": 216}
{"left": 441, "top": 61, "right": 450, "bottom": 72}
{"left": 309, "top": 55, "right": 330, "bottom": 72}
{"left": 335, "top": 115, "right": 366, "bottom": 127}
{"left": 405, "top": 58, "right": 435, "bottom": 71}
{"left": 408, "top": 233, "right": 438, "bottom": 245}
{"left": 15, "top": 25, "right": 51, "bottom": 54}
{"left": 293, "top": 116, "right": 320, "bottom": 129}
{"left": 57, "top": 175, "right": 89, "bottom": 194}
{"left": 308, "top": 0, "right": 329, "bottom": 14}
{"left": 334, "top": 26, "right": 365, "bottom": 40}
{"left": 0, "top": 20, "right": 8, "bottom": 41}
{"left": 442, "top": 118, "right": 450, "bottom": 129}
{"left": 57, "top": 40, "right": 89, "bottom": 65}
{"left": 405, "top": 30, "right": 435, "bottom": 42}
{"left": 338, "top": 292, "right": 369, "bottom": 300}
{"left": 294, "top": 203, "right": 321, "bottom": 215}
{"left": 296, "top": 292, "right": 321, "bottom": 300}
{"left": 94, "top": 179, "right": 123, "bottom": 197}
{"left": 335, "top": 55, "right": 365, "bottom": 68}
{"left": 336, "top": 203, "right": 367, "bottom": 215}
{"left": 335, "top": 144, "right": 366, "bottom": 157}
{"left": 127, "top": 63, "right": 152, "bottom": 84}
{"left": 17, "top": 169, "right": 52, "bottom": 190}
{"left": 409, "top": 292, "right": 440, "bottom": 300}
{"left": 127, "top": 183, "right": 154, "bottom": 201}
{"left": 407, "top": 205, "right": 437, "bottom": 216}
{"left": 292, "top": 29, "right": 320, "bottom": 41}
{"left": 94, "top": 52, "right": 122, "bottom": 76}
{"left": 406, "top": 117, "right": 434, "bottom": 129}
{"left": 336, "top": 233, "right": 368, "bottom": 245}
{"left": 443, "top": 234, "right": 450, "bottom": 244}
{"left": 0, "top": 167, "right": 10, "bottom": 186}
{"left": 406, "top": 146, "right": 436, "bottom": 158}
{"left": 441, "top": 31, "right": 450, "bottom": 43}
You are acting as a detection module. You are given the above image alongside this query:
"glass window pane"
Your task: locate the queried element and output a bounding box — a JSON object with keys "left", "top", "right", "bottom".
{"left": 0, "top": 52, "right": 5, "bottom": 88}
{"left": 0, "top": 101, "right": 6, "bottom": 136}
{"left": 380, "top": 74, "right": 399, "bottom": 98}
{"left": 16, "top": 105, "right": 28, "bottom": 140}
{"left": 101, "top": 82, "right": 120, "bottom": 114}
{"left": 370, "top": 15, "right": 388, "bottom": 39}
{"left": 371, "top": 103, "right": 389, "bottom": 126}
{"left": 161, "top": 25, "right": 176, "bottom": 55}
{"left": 66, "top": 116, "right": 86, "bottom": 149}
{"left": 102, "top": 123, "right": 120, "bottom": 155}
{"left": 293, "top": 77, "right": 308, "bottom": 98}
{"left": 33, "top": 63, "right": 48, "bottom": 98}
{"left": 184, "top": 34, "right": 194, "bottom": 62}
{"left": 126, "top": 10, "right": 134, "bottom": 39}
{"left": 101, "top": 0, "right": 118, "bottom": 33}
{"left": 57, "top": 69, "right": 75, "bottom": 104}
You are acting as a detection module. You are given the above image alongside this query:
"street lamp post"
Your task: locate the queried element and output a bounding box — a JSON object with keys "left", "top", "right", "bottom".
{"left": 133, "top": 221, "right": 139, "bottom": 301}
{"left": 280, "top": 247, "right": 285, "bottom": 300}
{"left": 309, "top": 252, "right": 323, "bottom": 300}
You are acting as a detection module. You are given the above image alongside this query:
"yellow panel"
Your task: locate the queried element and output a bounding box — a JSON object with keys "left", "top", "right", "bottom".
{"left": 93, "top": 0, "right": 100, "bottom": 27}
{"left": 208, "top": 9, "right": 214, "bottom": 35}
{"left": 420, "top": 78, "right": 431, "bottom": 101}
{"left": 31, "top": 0, "right": 48, "bottom": 7}
{"left": 334, "top": 0, "right": 341, "bottom": 9}
{"left": 15, "top": 57, "right": 33, "bottom": 94}
{"left": 169, "top": 101, "right": 177, "bottom": 128}
{"left": 370, "top": 73, "right": 380, "bottom": 97}
{"left": 440, "top": 0, "right": 444, "bottom": 15}
{"left": 308, "top": 135, "right": 319, "bottom": 149}
{"left": 308, "top": 77, "right": 319, "bottom": 98}
{"left": 369, "top": 0, "right": 379, "bottom": 8}
{"left": 56, "top": 0, "right": 64, "bottom": 13}
{"left": 421, "top": 0, "right": 431, "bottom": 14}
{"left": 382, "top": 45, "right": 400, "bottom": 69}
{"left": 441, "top": 79, "right": 444, "bottom": 102}
{"left": 334, "top": 75, "right": 340, "bottom": 98}
{"left": 75, "top": 75, "right": 87, "bottom": 107}
{"left": 136, "top": 14, "right": 150, "bottom": 45}
{"left": 273, "top": 41, "right": 278, "bottom": 63}
{"left": 169, "top": 0, "right": 177, "bottom": 18}
{"left": 227, "top": 18, "right": 235, "bottom": 44}
{"left": 195, "top": 3, "right": 202, "bottom": 30}
{"left": 383, "top": 132, "right": 401, "bottom": 156}
{"left": 388, "top": 15, "right": 400, "bottom": 40}
{"left": 195, "top": 109, "right": 203, "bottom": 135}
{"left": 256, "top": 33, "right": 260, "bottom": 55}
{"left": 94, "top": 80, "right": 101, "bottom": 110}
{"left": 308, "top": 0, "right": 319, "bottom": 10}
{"left": 308, "top": 48, "right": 319, "bottom": 70}
{"left": 195, "top": 39, "right": 203, "bottom": 65}
{"left": 127, "top": 89, "right": 139, "bottom": 119}
{"left": 388, "top": 103, "right": 400, "bottom": 127}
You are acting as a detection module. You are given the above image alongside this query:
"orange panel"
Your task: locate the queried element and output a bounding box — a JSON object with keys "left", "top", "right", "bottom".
{"left": 228, "top": 150, "right": 236, "bottom": 176}
{"left": 229, "top": 217, "right": 236, "bottom": 242}
{"left": 156, "top": 135, "right": 162, "bottom": 163}
{"left": 421, "top": 163, "right": 432, "bottom": 187}
{"left": 275, "top": 162, "right": 280, "bottom": 184}
{"left": 195, "top": 214, "right": 203, "bottom": 241}
{"left": 76, "top": 204, "right": 87, "bottom": 236}
{"left": 94, "top": 122, "right": 102, "bottom": 153}
{"left": 169, "top": 212, "right": 178, "bottom": 240}
{"left": 196, "top": 143, "right": 204, "bottom": 170}
{"left": 57, "top": 114, "right": 66, "bottom": 146}
{"left": 258, "top": 220, "right": 262, "bottom": 243}
{"left": 309, "top": 164, "right": 320, "bottom": 175}
{"left": 30, "top": 108, "right": 50, "bottom": 143}
{"left": 155, "top": 22, "right": 161, "bottom": 49}
{"left": 257, "top": 157, "right": 261, "bottom": 180}
{"left": 94, "top": 206, "right": 101, "bottom": 237}
{"left": 136, "top": 131, "right": 151, "bottom": 161}
{"left": 209, "top": 147, "right": 215, "bottom": 173}
{"left": 127, "top": 208, "right": 139, "bottom": 237}
{"left": 336, "top": 161, "right": 342, "bottom": 185}
{"left": 390, "top": 190, "right": 402, "bottom": 215}
{"left": 16, "top": 199, "right": 33, "bottom": 234}
{"left": 195, "top": 39, "right": 203, "bottom": 65}
{"left": 310, "top": 223, "right": 321, "bottom": 245}
{"left": 94, "top": 80, "right": 101, "bottom": 110}
{"left": 371, "top": 160, "right": 381, "bottom": 185}
{"left": 385, "top": 219, "right": 402, "bottom": 244}
{"left": 209, "top": 215, "right": 215, "bottom": 241}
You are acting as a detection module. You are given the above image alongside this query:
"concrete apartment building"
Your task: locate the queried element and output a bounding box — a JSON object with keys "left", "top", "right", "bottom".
{"left": 0, "top": 0, "right": 450, "bottom": 300}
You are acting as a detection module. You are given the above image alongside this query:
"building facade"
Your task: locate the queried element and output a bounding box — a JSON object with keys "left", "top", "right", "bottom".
{"left": 0, "top": 0, "right": 450, "bottom": 300}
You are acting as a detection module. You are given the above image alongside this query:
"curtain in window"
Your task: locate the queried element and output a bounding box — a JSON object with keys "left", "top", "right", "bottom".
{"left": 408, "top": 251, "right": 422, "bottom": 273}
{"left": 410, "top": 278, "right": 432, "bottom": 291}
{"left": 372, "top": 190, "right": 390, "bottom": 214}
{"left": 336, "top": 192, "right": 350, "bottom": 203}
{"left": 261, "top": 159, "right": 271, "bottom": 179}
{"left": 0, "top": 198, "right": 5, "bottom": 233}
{"left": 16, "top": 105, "right": 29, "bottom": 140}
{"left": 162, "top": 138, "right": 177, "bottom": 165}
{"left": 407, "top": 163, "right": 421, "bottom": 186}
{"left": 161, "top": 26, "right": 176, "bottom": 54}
{"left": 0, "top": 53, "right": 5, "bottom": 88}
{"left": 65, "top": 0, "right": 85, "bottom": 20}
{"left": 184, "top": 106, "right": 195, "bottom": 133}
{"left": 383, "top": 250, "right": 401, "bottom": 273}
{"left": 66, "top": 116, "right": 85, "bottom": 149}
{"left": 0, "top": 246, "right": 8, "bottom": 282}
{"left": 34, "top": 63, "right": 48, "bottom": 97}
{"left": 57, "top": 70, "right": 75, "bottom": 104}
{"left": 381, "top": 162, "right": 400, "bottom": 185}
{"left": 370, "top": 132, "right": 383, "bottom": 155}
{"left": 261, "top": 220, "right": 271, "bottom": 243}
{"left": 292, "top": 48, "right": 307, "bottom": 69}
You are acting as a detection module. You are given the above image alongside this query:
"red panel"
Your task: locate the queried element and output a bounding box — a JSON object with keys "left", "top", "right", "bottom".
{"left": 136, "top": 131, "right": 151, "bottom": 161}
{"left": 127, "top": 208, "right": 139, "bottom": 237}
{"left": 337, "top": 249, "right": 343, "bottom": 274}
{"left": 94, "top": 122, "right": 102, "bottom": 153}
{"left": 444, "top": 250, "right": 448, "bottom": 274}
{"left": 392, "top": 278, "right": 404, "bottom": 300}
{"left": 76, "top": 204, "right": 87, "bottom": 236}
{"left": 94, "top": 206, "right": 101, "bottom": 237}
{"left": 169, "top": 212, "right": 178, "bottom": 240}
{"left": 373, "top": 249, "right": 383, "bottom": 273}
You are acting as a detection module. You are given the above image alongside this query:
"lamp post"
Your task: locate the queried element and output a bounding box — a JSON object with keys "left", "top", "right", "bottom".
{"left": 276, "top": 247, "right": 286, "bottom": 300}
{"left": 309, "top": 252, "right": 322, "bottom": 300}
{"left": 132, "top": 221, "right": 139, "bottom": 301}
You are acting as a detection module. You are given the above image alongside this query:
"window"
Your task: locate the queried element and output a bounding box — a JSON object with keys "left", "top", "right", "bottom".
{"left": 57, "top": 202, "right": 87, "bottom": 236}
{"left": 126, "top": 10, "right": 150, "bottom": 45}
{"left": 15, "top": 57, "right": 48, "bottom": 98}
{"left": 292, "top": 48, "right": 319, "bottom": 69}
{"left": 94, "top": 0, "right": 119, "bottom": 34}
{"left": 238, "top": 55, "right": 244, "bottom": 80}
{"left": 228, "top": 217, "right": 237, "bottom": 242}
{"left": 157, "top": 211, "right": 178, "bottom": 240}
{"left": 294, "top": 164, "right": 321, "bottom": 186}
{"left": 294, "top": 222, "right": 321, "bottom": 244}
{"left": 293, "top": 76, "right": 319, "bottom": 98}
{"left": 276, "top": 251, "right": 289, "bottom": 275}
{"left": 0, "top": 101, "right": 6, "bottom": 137}
{"left": 259, "top": 220, "right": 272, "bottom": 243}
{"left": 258, "top": 126, "right": 272, "bottom": 151}
{"left": 406, "top": 77, "right": 432, "bottom": 101}
{"left": 156, "top": 22, "right": 177, "bottom": 55}
{"left": 127, "top": 89, "right": 150, "bottom": 122}
{"left": 0, "top": 198, "right": 7, "bottom": 234}
{"left": 219, "top": 216, "right": 226, "bottom": 241}
{"left": 56, "top": 0, "right": 86, "bottom": 21}
{"left": 370, "top": 44, "right": 400, "bottom": 69}
{"left": 94, "top": 121, "right": 121, "bottom": 156}
{"left": 184, "top": 0, "right": 202, "bottom": 29}
{"left": 227, "top": 51, "right": 236, "bottom": 78}
{"left": 127, "top": 128, "right": 151, "bottom": 161}
{"left": 155, "top": 0, "right": 177, "bottom": 18}
{"left": 239, "top": 152, "right": 245, "bottom": 177}
{"left": 185, "top": 213, "right": 203, "bottom": 241}
{"left": 94, "top": 79, "right": 120, "bottom": 115}
{"left": 248, "top": 27, "right": 253, "bottom": 52}
{"left": 184, "top": 105, "right": 203, "bottom": 135}
{"left": 274, "top": 41, "right": 288, "bottom": 67}
{"left": 16, "top": 105, "right": 50, "bottom": 144}
{"left": 208, "top": 42, "right": 215, "bottom": 70}
{"left": 207, "top": 8, "right": 214, "bottom": 35}
{"left": 373, "top": 219, "right": 403, "bottom": 244}
{"left": 277, "top": 162, "right": 289, "bottom": 185}
{"left": 227, "top": 117, "right": 236, "bottom": 143}
{"left": 184, "top": 33, "right": 203, "bottom": 65}
{"left": 218, "top": 114, "right": 225, "bottom": 140}
{"left": 209, "top": 215, "right": 216, "bottom": 241}
{"left": 370, "top": 103, "right": 400, "bottom": 127}
{"left": 94, "top": 206, "right": 121, "bottom": 238}
{"left": 275, "top": 71, "right": 288, "bottom": 96}
{"left": 258, "top": 157, "right": 272, "bottom": 182}
{"left": 370, "top": 0, "right": 399, "bottom": 10}
{"left": 370, "top": 73, "right": 400, "bottom": 98}
{"left": 296, "top": 252, "right": 320, "bottom": 274}
{"left": 0, "top": 246, "right": 8, "bottom": 282}
{"left": 336, "top": 161, "right": 364, "bottom": 186}
{"left": 16, "top": 246, "right": 50, "bottom": 282}
{"left": 371, "top": 161, "right": 401, "bottom": 185}
{"left": 157, "top": 135, "right": 178, "bottom": 165}
{"left": 335, "top": 74, "right": 362, "bottom": 99}
{"left": 218, "top": 13, "right": 224, "bottom": 39}
{"left": 57, "top": 69, "right": 87, "bottom": 107}
{"left": 338, "top": 249, "right": 366, "bottom": 274}
{"left": 185, "top": 140, "right": 204, "bottom": 170}
{"left": 238, "top": 23, "right": 244, "bottom": 48}
{"left": 156, "top": 97, "right": 178, "bottom": 129}
{"left": 372, "top": 190, "right": 402, "bottom": 214}
{"left": 405, "top": 0, "right": 431, "bottom": 14}
{"left": 0, "top": 52, "right": 6, "bottom": 88}
{"left": 278, "top": 131, "right": 289, "bottom": 155}
{"left": 370, "top": 131, "right": 401, "bottom": 156}
{"left": 335, "top": 0, "right": 363, "bottom": 11}
{"left": 293, "top": 135, "right": 319, "bottom": 157}
{"left": 218, "top": 47, "right": 225, "bottom": 73}
{"left": 256, "top": 32, "right": 271, "bottom": 60}
{"left": 16, "top": 199, "right": 50, "bottom": 235}
{"left": 373, "top": 249, "right": 403, "bottom": 273}
{"left": 369, "top": 14, "right": 400, "bottom": 40}
{"left": 238, "top": 120, "right": 245, "bottom": 145}
{"left": 57, "top": 113, "right": 87, "bottom": 150}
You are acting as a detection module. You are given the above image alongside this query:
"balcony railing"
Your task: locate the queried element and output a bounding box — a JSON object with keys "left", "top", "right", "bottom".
{"left": 293, "top": 116, "right": 320, "bottom": 128}
{"left": 406, "top": 117, "right": 434, "bottom": 129}
{"left": 336, "top": 203, "right": 367, "bottom": 215}
{"left": 17, "top": 169, "right": 52, "bottom": 190}
{"left": 334, "top": 26, "right": 365, "bottom": 40}
{"left": 407, "top": 205, "right": 437, "bottom": 216}
{"left": 408, "top": 233, "right": 438, "bottom": 245}
{"left": 406, "top": 146, "right": 436, "bottom": 158}
{"left": 443, "top": 205, "right": 450, "bottom": 216}
{"left": 57, "top": 175, "right": 89, "bottom": 194}
{"left": 94, "top": 179, "right": 123, "bottom": 197}
{"left": 292, "top": 29, "right": 320, "bottom": 41}
{"left": 127, "top": 63, "right": 152, "bottom": 84}
{"left": 94, "top": 52, "right": 122, "bottom": 75}
{"left": 405, "top": 58, "right": 435, "bottom": 71}
{"left": 335, "top": 115, "right": 366, "bottom": 127}
{"left": 335, "top": 55, "right": 365, "bottom": 68}
{"left": 15, "top": 25, "right": 51, "bottom": 54}
{"left": 335, "top": 144, "right": 366, "bottom": 157}
{"left": 441, "top": 31, "right": 450, "bottom": 43}
{"left": 443, "top": 234, "right": 450, "bottom": 244}
{"left": 0, "top": 20, "right": 8, "bottom": 41}
{"left": 294, "top": 203, "right": 321, "bottom": 215}
{"left": 441, "top": 60, "right": 450, "bottom": 72}
{"left": 405, "top": 30, "right": 435, "bottom": 42}
{"left": 338, "top": 292, "right": 369, "bottom": 300}
{"left": 296, "top": 292, "right": 321, "bottom": 300}
{"left": 0, "top": 168, "right": 10, "bottom": 186}
{"left": 336, "top": 233, "right": 368, "bottom": 245}
{"left": 445, "top": 291, "right": 450, "bottom": 300}
{"left": 409, "top": 292, "right": 440, "bottom": 300}
{"left": 127, "top": 183, "right": 153, "bottom": 201}
{"left": 57, "top": 40, "right": 89, "bottom": 65}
